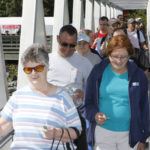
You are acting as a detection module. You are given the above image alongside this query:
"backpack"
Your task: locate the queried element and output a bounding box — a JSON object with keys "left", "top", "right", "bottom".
{"left": 127, "top": 29, "right": 150, "bottom": 70}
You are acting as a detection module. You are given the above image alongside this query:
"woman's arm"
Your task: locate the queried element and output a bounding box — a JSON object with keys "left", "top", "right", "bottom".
{"left": 43, "top": 127, "right": 81, "bottom": 142}
{"left": 82, "top": 66, "right": 100, "bottom": 122}
{"left": 0, "top": 116, "right": 13, "bottom": 137}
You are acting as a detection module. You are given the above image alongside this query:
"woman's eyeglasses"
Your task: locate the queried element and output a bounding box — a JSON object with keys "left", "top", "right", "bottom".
{"left": 23, "top": 65, "right": 45, "bottom": 74}
{"left": 110, "top": 55, "right": 129, "bottom": 61}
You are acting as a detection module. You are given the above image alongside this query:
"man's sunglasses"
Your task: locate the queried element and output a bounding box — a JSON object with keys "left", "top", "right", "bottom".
{"left": 23, "top": 65, "right": 45, "bottom": 74}
{"left": 60, "top": 42, "right": 76, "bottom": 48}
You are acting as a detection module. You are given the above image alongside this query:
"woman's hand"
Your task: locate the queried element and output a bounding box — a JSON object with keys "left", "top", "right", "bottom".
{"left": 43, "top": 126, "right": 56, "bottom": 139}
{"left": 43, "top": 126, "right": 81, "bottom": 142}
{"left": 137, "top": 142, "right": 145, "bottom": 150}
{"left": 95, "top": 112, "right": 106, "bottom": 125}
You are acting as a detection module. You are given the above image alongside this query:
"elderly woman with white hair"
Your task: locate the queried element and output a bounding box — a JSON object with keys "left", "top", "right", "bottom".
{"left": 0, "top": 43, "right": 82, "bottom": 150}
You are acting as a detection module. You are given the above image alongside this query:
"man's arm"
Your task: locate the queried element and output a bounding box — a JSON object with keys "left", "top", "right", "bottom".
{"left": 139, "top": 31, "right": 149, "bottom": 50}
{"left": 141, "top": 42, "right": 149, "bottom": 50}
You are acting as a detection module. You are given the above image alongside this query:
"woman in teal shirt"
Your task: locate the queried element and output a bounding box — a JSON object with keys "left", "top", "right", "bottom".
{"left": 82, "top": 35, "right": 149, "bottom": 150}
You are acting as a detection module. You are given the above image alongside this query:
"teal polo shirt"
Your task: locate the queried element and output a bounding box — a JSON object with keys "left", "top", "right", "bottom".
{"left": 99, "top": 64, "right": 130, "bottom": 131}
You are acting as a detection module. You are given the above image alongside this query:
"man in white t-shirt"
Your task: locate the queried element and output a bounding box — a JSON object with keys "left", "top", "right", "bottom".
{"left": 127, "top": 18, "right": 148, "bottom": 50}
{"left": 47, "top": 25, "right": 92, "bottom": 107}
{"left": 47, "top": 24, "right": 92, "bottom": 150}
{"left": 127, "top": 18, "right": 150, "bottom": 77}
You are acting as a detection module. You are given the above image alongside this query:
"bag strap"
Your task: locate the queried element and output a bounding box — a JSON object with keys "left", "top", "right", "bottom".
{"left": 137, "top": 30, "right": 142, "bottom": 49}
{"left": 50, "top": 139, "right": 55, "bottom": 150}
{"left": 95, "top": 32, "right": 98, "bottom": 39}
{"left": 70, "top": 127, "right": 80, "bottom": 139}
{"left": 50, "top": 128, "right": 65, "bottom": 150}
{"left": 100, "top": 36, "right": 106, "bottom": 45}
{"left": 66, "top": 128, "right": 75, "bottom": 150}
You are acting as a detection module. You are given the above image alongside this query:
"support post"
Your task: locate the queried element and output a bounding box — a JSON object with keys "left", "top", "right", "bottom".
{"left": 72, "top": 0, "right": 84, "bottom": 31}
{"left": 85, "top": 0, "right": 94, "bottom": 30}
{"left": 94, "top": 0, "right": 100, "bottom": 32}
{"left": 0, "top": 31, "right": 8, "bottom": 109}
{"left": 52, "top": 0, "right": 69, "bottom": 51}
{"left": 17, "top": 0, "right": 47, "bottom": 89}
{"left": 106, "top": 3, "right": 111, "bottom": 19}
{"left": 100, "top": 0, "right": 106, "bottom": 17}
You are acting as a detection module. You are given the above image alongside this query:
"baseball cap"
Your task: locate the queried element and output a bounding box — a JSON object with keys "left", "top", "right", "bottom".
{"left": 109, "top": 18, "right": 119, "bottom": 26}
{"left": 77, "top": 33, "right": 90, "bottom": 43}
{"left": 135, "top": 17, "right": 142, "bottom": 22}
{"left": 128, "top": 18, "right": 136, "bottom": 24}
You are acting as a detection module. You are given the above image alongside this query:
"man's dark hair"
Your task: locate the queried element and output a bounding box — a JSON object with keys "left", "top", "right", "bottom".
{"left": 59, "top": 25, "right": 77, "bottom": 37}
{"left": 117, "top": 14, "right": 123, "bottom": 19}
{"left": 99, "top": 16, "right": 109, "bottom": 22}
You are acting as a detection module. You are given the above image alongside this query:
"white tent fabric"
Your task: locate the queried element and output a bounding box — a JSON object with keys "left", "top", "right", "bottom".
{"left": 107, "top": 0, "right": 148, "bottom": 9}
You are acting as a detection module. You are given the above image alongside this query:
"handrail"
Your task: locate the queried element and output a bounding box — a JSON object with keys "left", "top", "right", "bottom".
{"left": 0, "top": 130, "right": 14, "bottom": 148}
{"left": 1, "top": 35, "right": 52, "bottom": 60}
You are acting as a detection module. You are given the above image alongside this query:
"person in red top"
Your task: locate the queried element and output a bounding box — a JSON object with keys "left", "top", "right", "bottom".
{"left": 92, "top": 16, "right": 109, "bottom": 49}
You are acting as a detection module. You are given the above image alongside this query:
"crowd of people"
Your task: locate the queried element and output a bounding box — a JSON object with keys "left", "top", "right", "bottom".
{"left": 0, "top": 14, "right": 150, "bottom": 150}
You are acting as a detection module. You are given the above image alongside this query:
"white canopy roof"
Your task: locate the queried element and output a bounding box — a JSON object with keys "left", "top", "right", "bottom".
{"left": 108, "top": 0, "right": 149, "bottom": 10}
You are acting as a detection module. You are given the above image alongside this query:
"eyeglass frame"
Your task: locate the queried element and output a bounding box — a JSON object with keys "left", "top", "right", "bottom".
{"left": 110, "top": 54, "right": 129, "bottom": 61}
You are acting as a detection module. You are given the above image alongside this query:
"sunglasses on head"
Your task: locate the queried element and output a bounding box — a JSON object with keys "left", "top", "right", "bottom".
{"left": 23, "top": 65, "right": 45, "bottom": 74}
{"left": 60, "top": 41, "right": 76, "bottom": 48}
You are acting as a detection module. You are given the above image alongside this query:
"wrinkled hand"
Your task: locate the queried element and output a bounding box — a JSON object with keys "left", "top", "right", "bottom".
{"left": 137, "top": 143, "right": 145, "bottom": 150}
{"left": 72, "top": 89, "right": 84, "bottom": 101}
{"left": 95, "top": 112, "right": 106, "bottom": 125}
{"left": 43, "top": 126, "right": 56, "bottom": 139}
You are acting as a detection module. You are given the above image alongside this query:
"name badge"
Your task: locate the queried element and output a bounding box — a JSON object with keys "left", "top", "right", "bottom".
{"left": 132, "top": 82, "right": 139, "bottom": 86}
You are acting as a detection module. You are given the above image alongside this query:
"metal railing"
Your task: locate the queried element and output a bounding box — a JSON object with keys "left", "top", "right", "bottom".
{"left": 0, "top": 129, "right": 14, "bottom": 149}
{"left": 2, "top": 35, "right": 52, "bottom": 61}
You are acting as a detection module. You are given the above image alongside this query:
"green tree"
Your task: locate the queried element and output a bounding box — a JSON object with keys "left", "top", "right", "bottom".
{"left": 6, "top": 0, "right": 23, "bottom": 16}
{"left": 126, "top": 10, "right": 146, "bottom": 28}
{"left": 0, "top": 0, "right": 54, "bottom": 17}
{"left": 0, "top": 0, "right": 8, "bottom": 16}
{"left": 43, "top": 0, "right": 54, "bottom": 16}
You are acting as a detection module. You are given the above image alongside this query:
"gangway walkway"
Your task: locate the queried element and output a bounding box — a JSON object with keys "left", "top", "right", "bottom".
{"left": 0, "top": 0, "right": 150, "bottom": 149}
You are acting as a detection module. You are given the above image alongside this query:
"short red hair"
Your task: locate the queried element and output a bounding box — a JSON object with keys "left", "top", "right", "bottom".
{"left": 106, "top": 35, "right": 135, "bottom": 57}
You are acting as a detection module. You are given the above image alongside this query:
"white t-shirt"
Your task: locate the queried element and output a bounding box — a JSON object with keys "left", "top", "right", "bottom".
{"left": 127, "top": 29, "right": 145, "bottom": 49}
{"left": 47, "top": 52, "right": 93, "bottom": 91}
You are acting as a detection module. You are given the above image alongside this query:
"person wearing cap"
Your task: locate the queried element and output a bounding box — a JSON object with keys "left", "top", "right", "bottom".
{"left": 135, "top": 17, "right": 146, "bottom": 37}
{"left": 127, "top": 18, "right": 148, "bottom": 50}
{"left": 108, "top": 18, "right": 120, "bottom": 34}
{"left": 76, "top": 33, "right": 101, "bottom": 66}
{"left": 79, "top": 29, "right": 101, "bottom": 58}
{"left": 127, "top": 18, "right": 150, "bottom": 74}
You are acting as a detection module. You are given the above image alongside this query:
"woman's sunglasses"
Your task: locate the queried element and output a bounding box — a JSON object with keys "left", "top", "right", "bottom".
{"left": 23, "top": 65, "right": 45, "bottom": 74}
